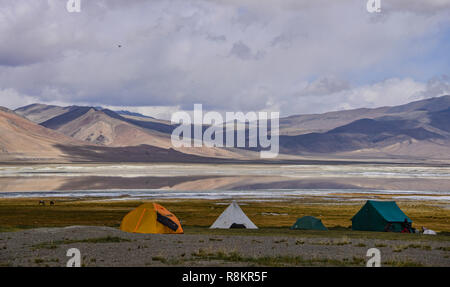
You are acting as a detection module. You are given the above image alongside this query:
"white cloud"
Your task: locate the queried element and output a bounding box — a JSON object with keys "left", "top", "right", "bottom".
{"left": 275, "top": 76, "right": 450, "bottom": 115}
{"left": 0, "top": 88, "right": 39, "bottom": 109}
{"left": 419, "top": 75, "right": 450, "bottom": 99}
{"left": 0, "top": 0, "right": 448, "bottom": 116}
{"left": 336, "top": 78, "right": 427, "bottom": 109}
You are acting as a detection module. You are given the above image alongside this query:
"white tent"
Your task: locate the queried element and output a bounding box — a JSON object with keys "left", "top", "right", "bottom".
{"left": 422, "top": 227, "right": 437, "bottom": 235}
{"left": 210, "top": 201, "right": 258, "bottom": 229}
{"left": 423, "top": 229, "right": 437, "bottom": 235}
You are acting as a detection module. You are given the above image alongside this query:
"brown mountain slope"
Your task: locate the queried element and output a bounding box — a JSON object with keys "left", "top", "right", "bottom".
{"left": 277, "top": 96, "right": 450, "bottom": 160}
{"left": 279, "top": 95, "right": 450, "bottom": 136}
{"left": 0, "top": 107, "right": 84, "bottom": 161}
{"left": 0, "top": 107, "right": 247, "bottom": 163}
{"left": 279, "top": 107, "right": 391, "bottom": 136}
{"left": 14, "top": 104, "right": 71, "bottom": 124}
{"left": 41, "top": 107, "right": 172, "bottom": 148}
{"left": 38, "top": 107, "right": 248, "bottom": 159}
{"left": 338, "top": 138, "right": 450, "bottom": 161}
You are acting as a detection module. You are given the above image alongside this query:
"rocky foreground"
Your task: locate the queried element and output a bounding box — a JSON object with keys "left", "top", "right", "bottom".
{"left": 0, "top": 226, "right": 448, "bottom": 267}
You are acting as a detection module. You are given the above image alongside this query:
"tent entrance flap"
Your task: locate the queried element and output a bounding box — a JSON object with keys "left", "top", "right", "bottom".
{"left": 230, "top": 223, "right": 246, "bottom": 229}
{"left": 157, "top": 212, "right": 179, "bottom": 231}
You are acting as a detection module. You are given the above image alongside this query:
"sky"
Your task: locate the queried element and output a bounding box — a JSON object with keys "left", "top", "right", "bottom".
{"left": 0, "top": 0, "right": 449, "bottom": 119}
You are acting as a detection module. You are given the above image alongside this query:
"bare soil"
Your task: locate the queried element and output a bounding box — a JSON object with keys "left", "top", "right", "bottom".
{"left": 0, "top": 226, "right": 448, "bottom": 267}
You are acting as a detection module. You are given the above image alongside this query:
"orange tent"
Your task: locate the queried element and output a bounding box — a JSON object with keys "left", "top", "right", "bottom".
{"left": 120, "top": 203, "right": 183, "bottom": 234}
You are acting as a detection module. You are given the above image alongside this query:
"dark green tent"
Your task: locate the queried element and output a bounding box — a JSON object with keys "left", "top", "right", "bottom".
{"left": 351, "top": 200, "right": 412, "bottom": 232}
{"left": 291, "top": 216, "right": 328, "bottom": 231}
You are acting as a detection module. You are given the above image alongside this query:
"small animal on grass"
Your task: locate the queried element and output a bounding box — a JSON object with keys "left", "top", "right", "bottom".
{"left": 50, "top": 201, "right": 55, "bottom": 206}
{"left": 39, "top": 200, "right": 45, "bottom": 206}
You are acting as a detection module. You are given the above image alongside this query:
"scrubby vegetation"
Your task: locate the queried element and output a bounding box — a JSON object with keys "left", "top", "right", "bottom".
{"left": 0, "top": 197, "right": 448, "bottom": 241}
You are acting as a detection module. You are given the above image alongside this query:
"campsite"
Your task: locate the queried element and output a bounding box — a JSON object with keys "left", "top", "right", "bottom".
{"left": 0, "top": 196, "right": 448, "bottom": 267}
{"left": 1, "top": 0, "right": 450, "bottom": 275}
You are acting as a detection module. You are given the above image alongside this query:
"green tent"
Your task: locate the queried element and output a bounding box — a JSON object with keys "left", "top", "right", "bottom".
{"left": 351, "top": 200, "right": 412, "bottom": 232}
{"left": 291, "top": 216, "right": 328, "bottom": 231}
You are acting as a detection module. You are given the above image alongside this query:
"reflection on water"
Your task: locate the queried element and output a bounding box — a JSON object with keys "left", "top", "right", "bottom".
{"left": 0, "top": 164, "right": 449, "bottom": 198}
{"left": 0, "top": 189, "right": 449, "bottom": 202}
{"left": 1, "top": 164, "right": 450, "bottom": 179}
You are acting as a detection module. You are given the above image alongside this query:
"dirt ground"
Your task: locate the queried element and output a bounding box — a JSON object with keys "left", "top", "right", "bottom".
{"left": 0, "top": 226, "right": 448, "bottom": 267}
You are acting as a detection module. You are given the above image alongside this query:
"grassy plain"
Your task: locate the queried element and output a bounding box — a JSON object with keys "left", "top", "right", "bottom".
{"left": 0, "top": 197, "right": 448, "bottom": 236}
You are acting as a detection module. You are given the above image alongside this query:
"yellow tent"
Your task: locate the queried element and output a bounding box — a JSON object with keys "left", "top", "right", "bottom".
{"left": 120, "top": 203, "right": 183, "bottom": 234}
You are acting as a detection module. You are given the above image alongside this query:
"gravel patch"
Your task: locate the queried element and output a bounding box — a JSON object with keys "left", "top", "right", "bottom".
{"left": 0, "top": 226, "right": 449, "bottom": 267}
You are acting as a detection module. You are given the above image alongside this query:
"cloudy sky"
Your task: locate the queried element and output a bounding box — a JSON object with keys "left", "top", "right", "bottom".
{"left": 0, "top": 0, "right": 449, "bottom": 119}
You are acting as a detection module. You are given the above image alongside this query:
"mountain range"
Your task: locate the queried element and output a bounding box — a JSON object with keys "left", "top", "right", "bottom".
{"left": 1, "top": 95, "right": 449, "bottom": 163}
{"left": 278, "top": 95, "right": 450, "bottom": 160}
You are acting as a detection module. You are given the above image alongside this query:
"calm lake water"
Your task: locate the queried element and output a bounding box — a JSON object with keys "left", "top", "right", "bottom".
{"left": 0, "top": 163, "right": 449, "bottom": 202}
